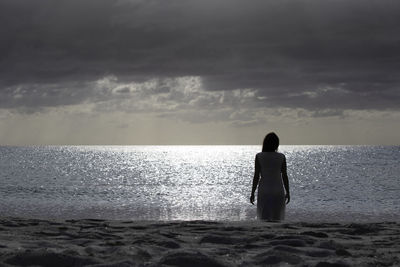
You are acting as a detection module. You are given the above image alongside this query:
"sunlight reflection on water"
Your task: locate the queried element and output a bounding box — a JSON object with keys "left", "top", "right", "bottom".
{"left": 0, "top": 145, "right": 399, "bottom": 222}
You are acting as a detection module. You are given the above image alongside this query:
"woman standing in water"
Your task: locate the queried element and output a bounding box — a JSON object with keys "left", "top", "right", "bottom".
{"left": 250, "top": 132, "right": 290, "bottom": 221}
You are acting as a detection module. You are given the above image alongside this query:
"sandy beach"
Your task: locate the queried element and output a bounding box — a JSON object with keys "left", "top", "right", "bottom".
{"left": 0, "top": 218, "right": 398, "bottom": 266}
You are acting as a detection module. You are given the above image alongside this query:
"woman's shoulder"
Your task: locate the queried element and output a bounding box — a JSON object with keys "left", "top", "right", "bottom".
{"left": 276, "top": 152, "right": 286, "bottom": 160}
{"left": 257, "top": 152, "right": 285, "bottom": 158}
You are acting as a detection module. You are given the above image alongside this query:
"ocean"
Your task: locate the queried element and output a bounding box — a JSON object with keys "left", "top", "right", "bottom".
{"left": 0, "top": 145, "right": 399, "bottom": 222}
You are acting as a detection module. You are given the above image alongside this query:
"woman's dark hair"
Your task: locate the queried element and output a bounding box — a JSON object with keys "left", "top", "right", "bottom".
{"left": 262, "top": 132, "right": 279, "bottom": 152}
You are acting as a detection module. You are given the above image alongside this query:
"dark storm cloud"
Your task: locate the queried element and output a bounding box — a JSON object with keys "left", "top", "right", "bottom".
{"left": 0, "top": 0, "right": 399, "bottom": 111}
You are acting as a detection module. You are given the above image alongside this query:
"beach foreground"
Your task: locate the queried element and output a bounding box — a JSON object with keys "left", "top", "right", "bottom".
{"left": 0, "top": 218, "right": 399, "bottom": 267}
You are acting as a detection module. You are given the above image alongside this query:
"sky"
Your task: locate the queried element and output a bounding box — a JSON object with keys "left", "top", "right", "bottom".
{"left": 0, "top": 0, "right": 399, "bottom": 145}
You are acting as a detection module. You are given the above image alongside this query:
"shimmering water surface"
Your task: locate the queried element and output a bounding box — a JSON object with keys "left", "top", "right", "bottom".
{"left": 0, "top": 146, "right": 399, "bottom": 222}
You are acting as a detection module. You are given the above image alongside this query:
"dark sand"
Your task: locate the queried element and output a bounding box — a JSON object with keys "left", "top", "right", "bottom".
{"left": 0, "top": 218, "right": 399, "bottom": 266}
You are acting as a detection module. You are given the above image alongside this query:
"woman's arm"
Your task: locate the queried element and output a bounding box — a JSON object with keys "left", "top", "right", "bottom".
{"left": 250, "top": 155, "right": 260, "bottom": 204}
{"left": 281, "top": 155, "right": 290, "bottom": 204}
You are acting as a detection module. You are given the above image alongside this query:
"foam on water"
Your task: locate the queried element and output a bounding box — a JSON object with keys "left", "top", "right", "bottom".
{"left": 0, "top": 145, "right": 399, "bottom": 222}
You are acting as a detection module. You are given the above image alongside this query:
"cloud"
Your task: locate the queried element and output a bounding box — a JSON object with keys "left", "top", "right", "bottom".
{"left": 0, "top": 0, "right": 399, "bottom": 116}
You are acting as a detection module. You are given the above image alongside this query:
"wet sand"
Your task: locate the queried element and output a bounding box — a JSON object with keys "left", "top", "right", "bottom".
{"left": 0, "top": 218, "right": 399, "bottom": 266}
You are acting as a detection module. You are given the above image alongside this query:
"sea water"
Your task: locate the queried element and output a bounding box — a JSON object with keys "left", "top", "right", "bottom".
{"left": 0, "top": 146, "right": 399, "bottom": 222}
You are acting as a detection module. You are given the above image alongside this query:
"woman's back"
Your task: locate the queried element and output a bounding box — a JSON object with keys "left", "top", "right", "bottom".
{"left": 255, "top": 151, "right": 286, "bottom": 221}
{"left": 257, "top": 152, "right": 285, "bottom": 195}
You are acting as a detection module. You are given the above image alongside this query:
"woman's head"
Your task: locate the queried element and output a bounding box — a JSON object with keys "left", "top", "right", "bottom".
{"left": 262, "top": 132, "right": 279, "bottom": 152}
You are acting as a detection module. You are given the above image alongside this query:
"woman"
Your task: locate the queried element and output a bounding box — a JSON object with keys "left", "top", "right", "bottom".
{"left": 250, "top": 132, "right": 290, "bottom": 221}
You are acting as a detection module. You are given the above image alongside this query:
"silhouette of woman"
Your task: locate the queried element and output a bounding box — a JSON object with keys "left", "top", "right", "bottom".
{"left": 250, "top": 132, "right": 290, "bottom": 221}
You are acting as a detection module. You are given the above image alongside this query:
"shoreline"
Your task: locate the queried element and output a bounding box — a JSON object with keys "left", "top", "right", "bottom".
{"left": 0, "top": 218, "right": 399, "bottom": 266}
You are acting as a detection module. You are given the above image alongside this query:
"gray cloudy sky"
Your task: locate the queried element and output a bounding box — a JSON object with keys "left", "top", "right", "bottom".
{"left": 0, "top": 0, "right": 399, "bottom": 145}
